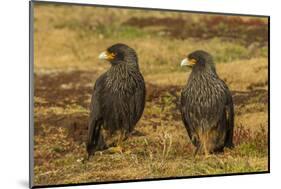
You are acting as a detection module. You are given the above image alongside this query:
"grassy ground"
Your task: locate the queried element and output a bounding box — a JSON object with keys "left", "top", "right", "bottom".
{"left": 33, "top": 3, "right": 269, "bottom": 186}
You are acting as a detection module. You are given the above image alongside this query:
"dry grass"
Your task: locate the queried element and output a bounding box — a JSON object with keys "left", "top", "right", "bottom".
{"left": 32, "top": 3, "right": 269, "bottom": 187}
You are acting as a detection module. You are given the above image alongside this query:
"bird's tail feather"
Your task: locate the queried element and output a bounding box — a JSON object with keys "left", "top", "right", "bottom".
{"left": 225, "top": 100, "right": 235, "bottom": 148}
{"left": 87, "top": 119, "right": 103, "bottom": 156}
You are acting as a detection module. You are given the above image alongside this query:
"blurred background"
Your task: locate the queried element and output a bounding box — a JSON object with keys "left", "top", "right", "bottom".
{"left": 33, "top": 3, "right": 268, "bottom": 186}
{"left": 34, "top": 3, "right": 268, "bottom": 78}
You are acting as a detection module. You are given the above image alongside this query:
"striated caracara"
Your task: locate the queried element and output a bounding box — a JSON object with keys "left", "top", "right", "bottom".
{"left": 180, "top": 50, "right": 234, "bottom": 154}
{"left": 87, "top": 43, "right": 146, "bottom": 157}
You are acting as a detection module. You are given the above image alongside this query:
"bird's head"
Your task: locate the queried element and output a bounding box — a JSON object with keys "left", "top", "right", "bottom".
{"left": 98, "top": 43, "right": 138, "bottom": 66}
{"left": 180, "top": 50, "right": 215, "bottom": 70}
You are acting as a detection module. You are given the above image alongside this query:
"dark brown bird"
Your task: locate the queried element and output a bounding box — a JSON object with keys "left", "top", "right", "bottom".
{"left": 180, "top": 50, "right": 234, "bottom": 154}
{"left": 87, "top": 43, "right": 145, "bottom": 157}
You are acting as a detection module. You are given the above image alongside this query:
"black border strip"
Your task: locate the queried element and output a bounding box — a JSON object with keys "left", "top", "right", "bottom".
{"left": 29, "top": 0, "right": 270, "bottom": 188}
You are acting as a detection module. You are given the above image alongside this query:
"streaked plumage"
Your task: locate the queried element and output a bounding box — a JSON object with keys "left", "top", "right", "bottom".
{"left": 180, "top": 50, "right": 234, "bottom": 154}
{"left": 87, "top": 44, "right": 145, "bottom": 156}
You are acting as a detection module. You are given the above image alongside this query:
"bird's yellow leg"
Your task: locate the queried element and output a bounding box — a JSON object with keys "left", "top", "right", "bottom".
{"left": 105, "top": 130, "right": 126, "bottom": 154}
{"left": 106, "top": 146, "right": 123, "bottom": 154}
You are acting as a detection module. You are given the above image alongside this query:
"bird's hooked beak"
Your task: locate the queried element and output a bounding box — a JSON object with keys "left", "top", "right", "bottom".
{"left": 180, "top": 58, "right": 197, "bottom": 67}
{"left": 98, "top": 51, "right": 115, "bottom": 61}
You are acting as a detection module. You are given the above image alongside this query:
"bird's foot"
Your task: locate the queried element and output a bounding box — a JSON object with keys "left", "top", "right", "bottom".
{"left": 106, "top": 146, "right": 123, "bottom": 154}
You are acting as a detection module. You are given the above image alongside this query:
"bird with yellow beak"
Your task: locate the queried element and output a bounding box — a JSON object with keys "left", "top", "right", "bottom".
{"left": 180, "top": 50, "right": 234, "bottom": 155}
{"left": 87, "top": 43, "right": 145, "bottom": 158}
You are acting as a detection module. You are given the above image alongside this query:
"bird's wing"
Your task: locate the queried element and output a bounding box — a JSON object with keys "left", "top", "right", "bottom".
{"left": 134, "top": 75, "right": 146, "bottom": 123}
{"left": 129, "top": 74, "right": 146, "bottom": 131}
{"left": 224, "top": 90, "right": 235, "bottom": 148}
{"left": 180, "top": 91, "right": 197, "bottom": 144}
{"left": 87, "top": 74, "right": 106, "bottom": 154}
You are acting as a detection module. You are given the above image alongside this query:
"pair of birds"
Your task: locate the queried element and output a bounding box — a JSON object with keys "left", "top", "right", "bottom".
{"left": 87, "top": 43, "right": 234, "bottom": 157}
